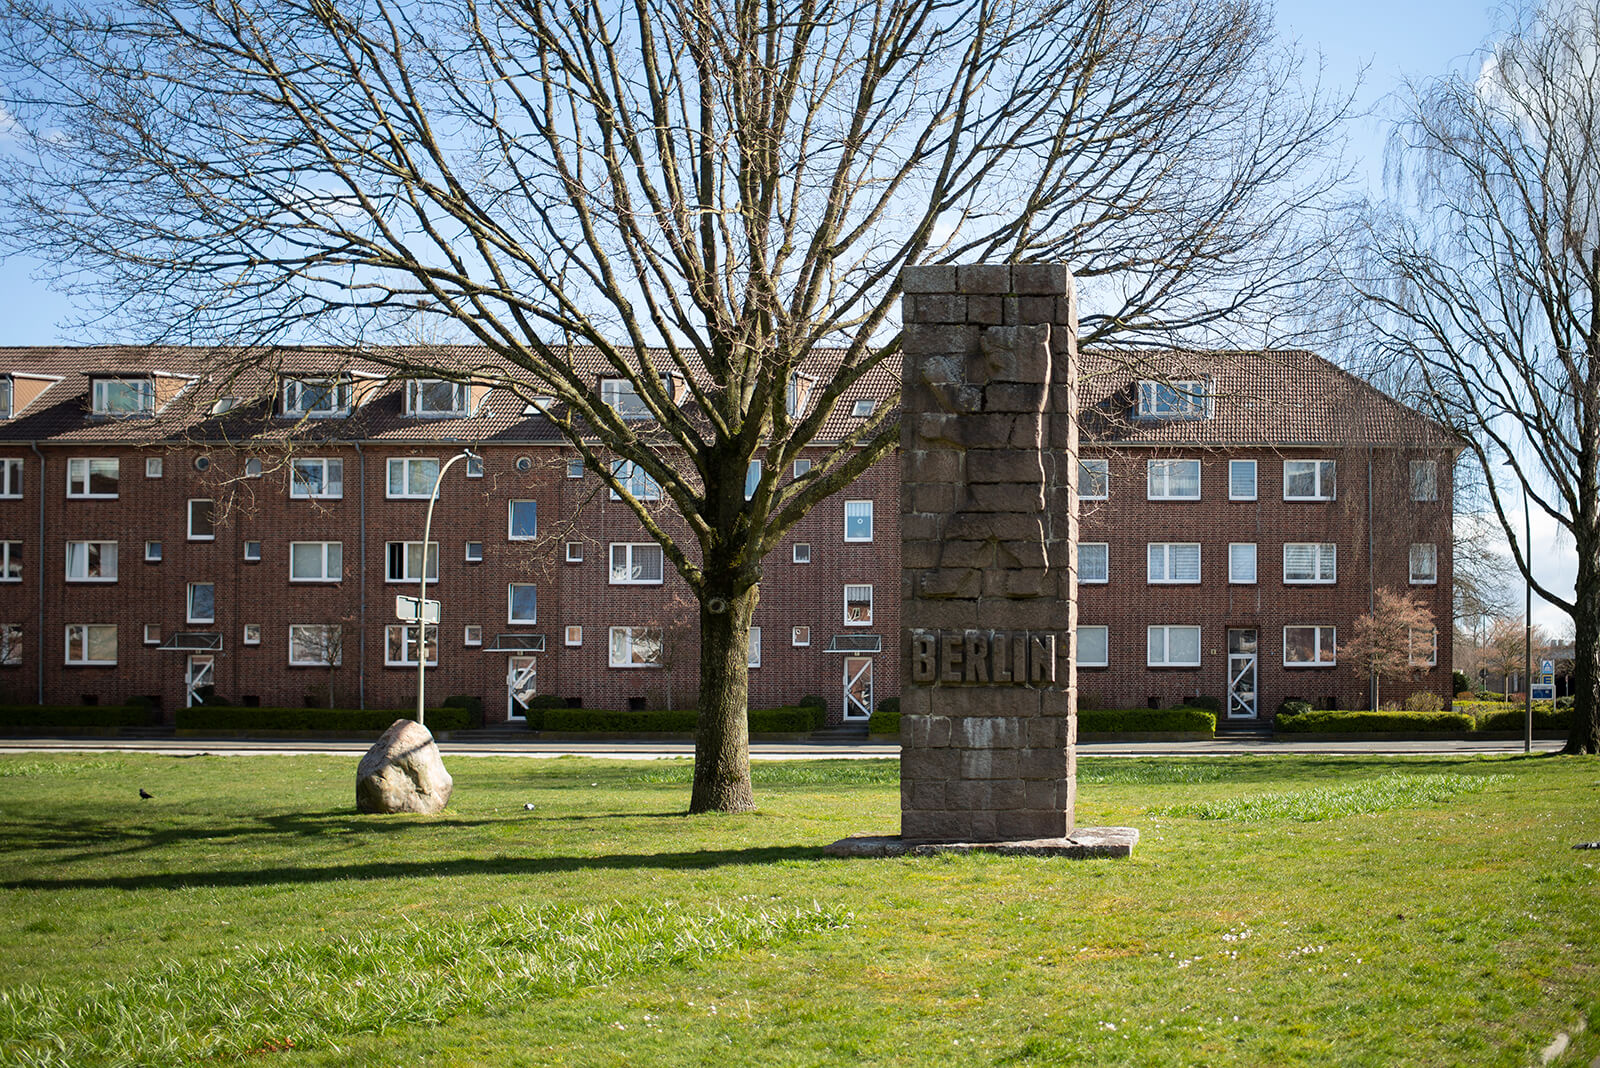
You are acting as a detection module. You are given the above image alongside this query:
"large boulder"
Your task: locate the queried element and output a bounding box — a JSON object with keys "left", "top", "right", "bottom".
{"left": 356, "top": 719, "right": 453, "bottom": 814}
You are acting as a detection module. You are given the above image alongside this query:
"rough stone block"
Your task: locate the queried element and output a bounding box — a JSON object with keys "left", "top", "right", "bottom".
{"left": 927, "top": 715, "right": 952, "bottom": 747}
{"left": 903, "top": 448, "right": 963, "bottom": 483}
{"left": 913, "top": 294, "right": 970, "bottom": 324}
{"left": 956, "top": 264, "right": 1012, "bottom": 294}
{"left": 985, "top": 382, "right": 1051, "bottom": 412}
{"left": 1018, "top": 295, "right": 1058, "bottom": 325}
{"left": 962, "top": 482, "right": 1039, "bottom": 513}
{"left": 997, "top": 538, "right": 1048, "bottom": 569}
{"left": 904, "top": 322, "right": 978, "bottom": 354}
{"left": 940, "top": 511, "right": 1047, "bottom": 543}
{"left": 901, "top": 538, "right": 943, "bottom": 569}
{"left": 908, "top": 482, "right": 957, "bottom": 515}
{"left": 977, "top": 324, "right": 1052, "bottom": 384}
{"left": 901, "top": 264, "right": 957, "bottom": 294}
{"left": 902, "top": 810, "right": 966, "bottom": 842}
{"left": 1026, "top": 716, "right": 1066, "bottom": 747}
{"left": 910, "top": 780, "right": 946, "bottom": 810}
{"left": 1011, "top": 262, "right": 1070, "bottom": 295}
{"left": 965, "top": 450, "right": 1046, "bottom": 484}
{"left": 916, "top": 353, "right": 969, "bottom": 387}
{"left": 967, "top": 295, "right": 1004, "bottom": 325}
{"left": 984, "top": 568, "right": 1050, "bottom": 599}
{"left": 916, "top": 567, "right": 981, "bottom": 600}
{"left": 999, "top": 809, "right": 1069, "bottom": 840}
{"left": 990, "top": 779, "right": 1026, "bottom": 811}
{"left": 944, "top": 779, "right": 986, "bottom": 811}
{"left": 967, "top": 810, "right": 999, "bottom": 842}
{"left": 1025, "top": 779, "right": 1061, "bottom": 810}
{"left": 911, "top": 412, "right": 964, "bottom": 447}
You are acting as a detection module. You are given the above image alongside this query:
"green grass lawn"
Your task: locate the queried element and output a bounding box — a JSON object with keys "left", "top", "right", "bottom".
{"left": 0, "top": 751, "right": 1596, "bottom": 1066}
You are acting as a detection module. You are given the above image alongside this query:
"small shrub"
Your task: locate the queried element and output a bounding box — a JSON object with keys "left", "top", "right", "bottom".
{"left": 1275, "top": 709, "right": 1473, "bottom": 734}
{"left": 1187, "top": 695, "right": 1222, "bottom": 715}
{"left": 798, "top": 694, "right": 826, "bottom": 714}
{"left": 1404, "top": 691, "right": 1444, "bottom": 712}
{"left": 1076, "top": 707, "right": 1215, "bottom": 734}
{"left": 1452, "top": 670, "right": 1472, "bottom": 695}
{"left": 750, "top": 705, "right": 826, "bottom": 732}
{"left": 443, "top": 695, "right": 484, "bottom": 729}
{"left": 868, "top": 698, "right": 901, "bottom": 735}
{"left": 1276, "top": 698, "right": 1312, "bottom": 718}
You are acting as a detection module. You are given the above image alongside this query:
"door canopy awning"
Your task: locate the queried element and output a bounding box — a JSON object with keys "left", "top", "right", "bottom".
{"left": 158, "top": 632, "right": 223, "bottom": 651}
{"left": 485, "top": 633, "right": 546, "bottom": 653}
{"left": 826, "top": 634, "right": 882, "bottom": 653}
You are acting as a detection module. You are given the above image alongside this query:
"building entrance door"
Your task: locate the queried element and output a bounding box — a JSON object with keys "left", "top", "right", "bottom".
{"left": 1227, "top": 629, "right": 1258, "bottom": 719}
{"left": 843, "top": 656, "right": 873, "bottom": 721}
{"left": 186, "top": 655, "right": 214, "bottom": 708}
{"left": 507, "top": 656, "right": 537, "bottom": 721}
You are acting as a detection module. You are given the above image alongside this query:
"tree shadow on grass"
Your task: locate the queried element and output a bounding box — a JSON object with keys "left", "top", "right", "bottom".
{"left": 0, "top": 844, "right": 827, "bottom": 892}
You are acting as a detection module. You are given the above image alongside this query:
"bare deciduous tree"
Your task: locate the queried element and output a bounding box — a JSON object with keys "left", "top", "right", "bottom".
{"left": 1342, "top": 587, "right": 1436, "bottom": 710}
{"left": 0, "top": 0, "right": 1348, "bottom": 809}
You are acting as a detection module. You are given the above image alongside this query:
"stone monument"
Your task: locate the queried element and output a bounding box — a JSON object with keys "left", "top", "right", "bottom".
{"left": 826, "top": 263, "right": 1135, "bottom": 858}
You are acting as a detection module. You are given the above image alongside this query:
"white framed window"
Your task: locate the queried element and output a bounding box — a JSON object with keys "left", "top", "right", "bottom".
{"left": 291, "top": 541, "right": 344, "bottom": 582}
{"left": 1079, "top": 458, "right": 1109, "bottom": 500}
{"left": 844, "top": 584, "right": 873, "bottom": 627}
{"left": 289, "top": 457, "right": 343, "bottom": 499}
{"left": 564, "top": 542, "right": 583, "bottom": 563}
{"left": 244, "top": 457, "right": 263, "bottom": 478}
{"left": 1228, "top": 543, "right": 1257, "bottom": 585}
{"left": 1146, "top": 459, "right": 1200, "bottom": 500}
{"left": 793, "top": 543, "right": 811, "bottom": 564}
{"left": 1284, "top": 625, "right": 1337, "bottom": 667}
{"left": 1409, "top": 627, "right": 1438, "bottom": 666}
{"left": 792, "top": 625, "right": 811, "bottom": 647}
{"left": 243, "top": 623, "right": 262, "bottom": 646}
{"left": 465, "top": 625, "right": 483, "bottom": 647}
{"left": 385, "top": 624, "right": 439, "bottom": 666}
{"left": 405, "top": 379, "right": 469, "bottom": 417}
{"left": 1229, "top": 460, "right": 1257, "bottom": 501}
{"left": 187, "top": 499, "right": 215, "bottom": 541}
{"left": 1410, "top": 543, "right": 1438, "bottom": 584}
{"left": 387, "top": 457, "right": 440, "bottom": 499}
{"left": 0, "top": 540, "right": 19, "bottom": 582}
{"left": 465, "top": 541, "right": 484, "bottom": 563}
{"left": 143, "top": 623, "right": 161, "bottom": 646}
{"left": 564, "top": 625, "right": 583, "bottom": 647}
{"left": 566, "top": 457, "right": 584, "bottom": 479}
{"left": 1147, "top": 542, "right": 1201, "bottom": 584}
{"left": 145, "top": 457, "right": 164, "bottom": 479}
{"left": 1076, "top": 625, "right": 1109, "bottom": 668}
{"left": 243, "top": 541, "right": 262, "bottom": 562}
{"left": 91, "top": 378, "right": 154, "bottom": 416}
{"left": 282, "top": 376, "right": 351, "bottom": 417}
{"left": 1078, "top": 542, "right": 1109, "bottom": 584}
{"left": 386, "top": 541, "right": 439, "bottom": 584}
{"left": 609, "top": 460, "right": 660, "bottom": 501}
{"left": 288, "top": 624, "right": 342, "bottom": 666}
{"left": 64, "top": 623, "right": 117, "bottom": 665}
{"left": 608, "top": 625, "right": 663, "bottom": 667}
{"left": 601, "top": 377, "right": 652, "bottom": 420}
{"left": 0, "top": 458, "right": 20, "bottom": 498}
{"left": 187, "top": 583, "right": 215, "bottom": 624}
{"left": 786, "top": 373, "right": 814, "bottom": 418}
{"left": 465, "top": 454, "right": 483, "bottom": 478}
{"left": 66, "top": 458, "right": 119, "bottom": 498}
{"left": 0, "top": 622, "right": 18, "bottom": 666}
{"left": 1410, "top": 460, "right": 1438, "bottom": 502}
{"left": 851, "top": 399, "right": 876, "bottom": 418}
{"left": 144, "top": 540, "right": 162, "bottom": 563}
{"left": 1283, "top": 542, "right": 1337, "bottom": 584}
{"left": 844, "top": 500, "right": 874, "bottom": 542}
{"left": 65, "top": 540, "right": 117, "bottom": 582}
{"left": 793, "top": 458, "right": 813, "bottom": 479}
{"left": 610, "top": 542, "right": 664, "bottom": 584}
{"left": 1136, "top": 379, "right": 1208, "bottom": 419}
{"left": 0, "top": 378, "right": 9, "bottom": 420}
{"left": 508, "top": 583, "right": 538, "bottom": 624}
{"left": 1147, "top": 625, "right": 1201, "bottom": 667}
{"left": 745, "top": 460, "right": 762, "bottom": 501}
{"left": 748, "top": 627, "right": 762, "bottom": 668}
{"left": 1283, "top": 459, "right": 1336, "bottom": 500}
{"left": 508, "top": 500, "right": 538, "bottom": 540}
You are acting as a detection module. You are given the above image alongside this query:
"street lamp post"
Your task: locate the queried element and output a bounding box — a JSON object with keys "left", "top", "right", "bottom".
{"left": 416, "top": 448, "right": 479, "bottom": 730}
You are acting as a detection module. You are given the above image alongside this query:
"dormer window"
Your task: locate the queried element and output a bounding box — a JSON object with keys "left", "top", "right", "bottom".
{"left": 787, "top": 374, "right": 814, "bottom": 418}
{"left": 282, "top": 376, "right": 352, "bottom": 418}
{"left": 91, "top": 378, "right": 155, "bottom": 417}
{"left": 600, "top": 374, "right": 678, "bottom": 421}
{"left": 405, "top": 379, "right": 469, "bottom": 417}
{"left": 1136, "top": 379, "right": 1209, "bottom": 420}
{"left": 0, "top": 377, "right": 10, "bottom": 419}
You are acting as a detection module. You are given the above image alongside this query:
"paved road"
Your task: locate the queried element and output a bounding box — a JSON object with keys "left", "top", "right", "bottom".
{"left": 0, "top": 736, "right": 1568, "bottom": 759}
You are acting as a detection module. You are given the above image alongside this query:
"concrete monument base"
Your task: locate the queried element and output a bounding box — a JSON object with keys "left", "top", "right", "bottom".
{"left": 823, "top": 826, "right": 1138, "bottom": 859}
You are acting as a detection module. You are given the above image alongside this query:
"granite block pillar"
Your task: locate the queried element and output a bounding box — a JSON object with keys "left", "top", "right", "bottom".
{"left": 899, "top": 263, "right": 1079, "bottom": 842}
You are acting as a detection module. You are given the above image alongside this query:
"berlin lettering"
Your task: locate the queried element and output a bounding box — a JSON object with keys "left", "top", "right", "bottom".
{"left": 907, "top": 629, "right": 1063, "bottom": 686}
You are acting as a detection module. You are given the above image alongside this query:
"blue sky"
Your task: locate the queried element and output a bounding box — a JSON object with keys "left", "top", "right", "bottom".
{"left": 0, "top": 0, "right": 1572, "bottom": 632}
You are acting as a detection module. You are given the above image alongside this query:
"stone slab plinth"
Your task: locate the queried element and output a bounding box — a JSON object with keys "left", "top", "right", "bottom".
{"left": 823, "top": 827, "right": 1139, "bottom": 859}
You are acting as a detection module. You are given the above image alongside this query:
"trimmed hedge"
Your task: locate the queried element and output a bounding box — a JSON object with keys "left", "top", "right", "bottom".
{"left": 1474, "top": 706, "right": 1572, "bottom": 732}
{"left": 540, "top": 705, "right": 824, "bottom": 733}
{"left": 868, "top": 698, "right": 900, "bottom": 735}
{"left": 1077, "top": 707, "right": 1216, "bottom": 734}
{"left": 0, "top": 705, "right": 151, "bottom": 728}
{"left": 1275, "top": 709, "right": 1473, "bottom": 733}
{"left": 176, "top": 707, "right": 472, "bottom": 731}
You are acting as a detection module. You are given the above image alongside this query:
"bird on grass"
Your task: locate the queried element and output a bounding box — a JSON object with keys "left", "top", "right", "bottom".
{"left": 139, "top": 788, "right": 153, "bottom": 800}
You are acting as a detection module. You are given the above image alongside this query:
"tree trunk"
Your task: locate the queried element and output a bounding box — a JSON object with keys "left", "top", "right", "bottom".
{"left": 1565, "top": 545, "right": 1600, "bottom": 753}
{"left": 690, "top": 582, "right": 758, "bottom": 813}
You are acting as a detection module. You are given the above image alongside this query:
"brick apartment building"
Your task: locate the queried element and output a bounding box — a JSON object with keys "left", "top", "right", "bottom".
{"left": 0, "top": 344, "right": 1455, "bottom": 725}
